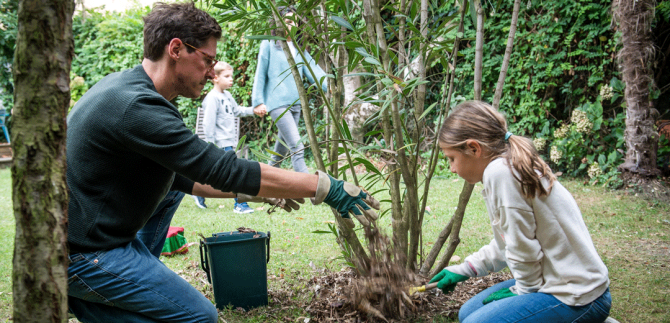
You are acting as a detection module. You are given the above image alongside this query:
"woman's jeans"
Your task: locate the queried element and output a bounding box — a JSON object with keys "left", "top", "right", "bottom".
{"left": 269, "top": 105, "right": 309, "bottom": 173}
{"left": 459, "top": 279, "right": 612, "bottom": 323}
{"left": 67, "top": 191, "right": 219, "bottom": 323}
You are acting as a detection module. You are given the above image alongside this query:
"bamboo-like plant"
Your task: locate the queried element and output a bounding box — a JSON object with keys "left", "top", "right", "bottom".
{"left": 212, "top": 0, "right": 521, "bottom": 277}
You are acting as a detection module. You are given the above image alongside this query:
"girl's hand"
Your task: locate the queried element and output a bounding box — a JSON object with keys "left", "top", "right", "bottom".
{"left": 429, "top": 269, "right": 469, "bottom": 293}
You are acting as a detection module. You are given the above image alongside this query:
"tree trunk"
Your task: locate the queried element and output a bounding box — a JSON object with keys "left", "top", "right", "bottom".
{"left": 418, "top": 3, "right": 467, "bottom": 277}
{"left": 493, "top": 0, "right": 522, "bottom": 109}
{"left": 407, "top": 0, "right": 429, "bottom": 271}
{"left": 420, "top": 0, "right": 521, "bottom": 277}
{"left": 473, "top": 0, "right": 484, "bottom": 100}
{"left": 362, "top": 0, "right": 407, "bottom": 263}
{"left": 11, "top": 0, "right": 73, "bottom": 322}
{"left": 613, "top": 0, "right": 660, "bottom": 177}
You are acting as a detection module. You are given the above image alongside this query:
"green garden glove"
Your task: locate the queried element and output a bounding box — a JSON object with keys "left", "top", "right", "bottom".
{"left": 482, "top": 287, "right": 517, "bottom": 304}
{"left": 429, "top": 269, "right": 469, "bottom": 293}
{"left": 311, "top": 171, "right": 380, "bottom": 228}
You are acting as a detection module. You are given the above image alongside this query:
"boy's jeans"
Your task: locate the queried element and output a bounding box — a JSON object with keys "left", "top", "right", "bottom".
{"left": 67, "top": 191, "right": 218, "bottom": 323}
{"left": 269, "top": 105, "right": 309, "bottom": 173}
{"left": 459, "top": 279, "right": 611, "bottom": 323}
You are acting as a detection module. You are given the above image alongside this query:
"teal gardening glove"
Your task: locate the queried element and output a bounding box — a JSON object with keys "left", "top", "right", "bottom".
{"left": 482, "top": 287, "right": 517, "bottom": 304}
{"left": 312, "top": 171, "right": 380, "bottom": 228}
{"left": 429, "top": 269, "right": 469, "bottom": 293}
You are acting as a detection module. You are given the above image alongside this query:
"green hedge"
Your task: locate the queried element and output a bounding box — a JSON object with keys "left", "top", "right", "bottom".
{"left": 448, "top": 0, "right": 625, "bottom": 185}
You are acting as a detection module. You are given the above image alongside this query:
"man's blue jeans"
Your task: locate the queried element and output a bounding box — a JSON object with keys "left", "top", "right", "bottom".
{"left": 68, "top": 191, "right": 218, "bottom": 323}
{"left": 269, "top": 105, "right": 309, "bottom": 173}
{"left": 459, "top": 279, "right": 612, "bottom": 323}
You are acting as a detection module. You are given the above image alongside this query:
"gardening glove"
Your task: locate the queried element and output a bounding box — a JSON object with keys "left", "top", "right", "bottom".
{"left": 311, "top": 170, "right": 380, "bottom": 228}
{"left": 429, "top": 269, "right": 469, "bottom": 293}
{"left": 236, "top": 193, "right": 305, "bottom": 213}
{"left": 482, "top": 287, "right": 517, "bottom": 304}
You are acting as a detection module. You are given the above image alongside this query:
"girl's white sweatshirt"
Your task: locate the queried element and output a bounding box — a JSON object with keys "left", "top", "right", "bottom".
{"left": 446, "top": 158, "right": 609, "bottom": 306}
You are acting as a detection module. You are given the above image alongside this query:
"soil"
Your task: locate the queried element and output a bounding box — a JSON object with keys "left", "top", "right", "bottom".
{"left": 262, "top": 226, "right": 514, "bottom": 322}
{"left": 621, "top": 172, "right": 670, "bottom": 204}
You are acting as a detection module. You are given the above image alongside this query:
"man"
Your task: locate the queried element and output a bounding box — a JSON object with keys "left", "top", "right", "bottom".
{"left": 66, "top": 3, "right": 377, "bottom": 322}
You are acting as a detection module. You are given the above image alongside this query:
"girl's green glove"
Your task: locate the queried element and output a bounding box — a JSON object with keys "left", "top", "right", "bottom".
{"left": 429, "top": 269, "right": 469, "bottom": 293}
{"left": 482, "top": 287, "right": 517, "bottom": 304}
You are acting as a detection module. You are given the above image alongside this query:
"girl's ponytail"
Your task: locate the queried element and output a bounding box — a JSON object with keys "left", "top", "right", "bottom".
{"left": 506, "top": 134, "right": 555, "bottom": 198}
{"left": 439, "top": 101, "right": 555, "bottom": 199}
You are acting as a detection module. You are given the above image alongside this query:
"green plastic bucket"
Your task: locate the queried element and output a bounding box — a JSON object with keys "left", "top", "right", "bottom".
{"left": 199, "top": 231, "right": 270, "bottom": 310}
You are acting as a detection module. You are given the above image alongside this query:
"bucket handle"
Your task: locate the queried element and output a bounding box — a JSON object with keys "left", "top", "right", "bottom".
{"left": 199, "top": 239, "right": 212, "bottom": 283}
{"left": 266, "top": 231, "right": 271, "bottom": 263}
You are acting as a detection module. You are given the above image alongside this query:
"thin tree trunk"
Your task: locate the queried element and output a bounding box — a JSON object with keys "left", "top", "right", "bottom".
{"left": 492, "top": 0, "right": 521, "bottom": 109}
{"left": 407, "top": 0, "right": 429, "bottom": 271}
{"left": 12, "top": 0, "right": 73, "bottom": 321}
{"left": 268, "top": 1, "right": 370, "bottom": 267}
{"left": 362, "top": 0, "right": 407, "bottom": 262}
{"left": 473, "top": 0, "right": 484, "bottom": 100}
{"left": 418, "top": 3, "right": 468, "bottom": 277}
{"left": 429, "top": 182, "right": 475, "bottom": 278}
{"left": 613, "top": 0, "right": 661, "bottom": 177}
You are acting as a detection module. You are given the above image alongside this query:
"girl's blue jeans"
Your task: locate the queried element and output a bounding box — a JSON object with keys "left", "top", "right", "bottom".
{"left": 269, "top": 105, "right": 309, "bottom": 173}
{"left": 67, "top": 190, "right": 219, "bottom": 323}
{"left": 459, "top": 279, "right": 612, "bottom": 323}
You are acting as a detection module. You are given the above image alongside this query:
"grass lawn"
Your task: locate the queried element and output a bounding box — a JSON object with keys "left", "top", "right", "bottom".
{"left": 0, "top": 167, "right": 668, "bottom": 322}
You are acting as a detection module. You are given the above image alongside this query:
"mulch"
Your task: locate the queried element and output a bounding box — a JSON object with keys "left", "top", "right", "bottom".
{"left": 265, "top": 268, "right": 512, "bottom": 322}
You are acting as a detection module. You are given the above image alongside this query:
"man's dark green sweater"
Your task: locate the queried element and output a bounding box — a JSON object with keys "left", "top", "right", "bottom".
{"left": 67, "top": 65, "right": 261, "bottom": 253}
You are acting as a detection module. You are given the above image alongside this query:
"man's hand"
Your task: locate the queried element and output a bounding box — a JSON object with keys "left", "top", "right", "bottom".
{"left": 253, "top": 104, "right": 267, "bottom": 117}
{"left": 429, "top": 269, "right": 469, "bottom": 293}
{"left": 311, "top": 171, "right": 380, "bottom": 228}
{"left": 237, "top": 193, "right": 304, "bottom": 212}
{"left": 482, "top": 287, "right": 517, "bottom": 304}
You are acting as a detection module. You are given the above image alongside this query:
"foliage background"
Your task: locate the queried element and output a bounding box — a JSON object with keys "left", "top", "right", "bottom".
{"left": 0, "top": 0, "right": 668, "bottom": 175}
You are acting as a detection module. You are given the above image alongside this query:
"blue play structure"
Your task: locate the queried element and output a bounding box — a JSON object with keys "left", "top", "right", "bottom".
{"left": 0, "top": 109, "right": 9, "bottom": 143}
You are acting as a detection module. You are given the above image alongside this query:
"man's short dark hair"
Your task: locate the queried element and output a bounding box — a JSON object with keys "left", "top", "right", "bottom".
{"left": 143, "top": 2, "right": 222, "bottom": 61}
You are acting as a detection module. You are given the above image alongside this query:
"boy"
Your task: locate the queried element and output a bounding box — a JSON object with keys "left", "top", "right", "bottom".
{"left": 192, "top": 61, "right": 266, "bottom": 212}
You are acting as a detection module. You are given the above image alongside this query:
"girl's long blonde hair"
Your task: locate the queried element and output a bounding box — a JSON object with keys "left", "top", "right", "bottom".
{"left": 439, "top": 101, "right": 555, "bottom": 198}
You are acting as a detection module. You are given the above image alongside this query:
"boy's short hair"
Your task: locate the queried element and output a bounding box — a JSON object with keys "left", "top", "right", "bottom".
{"left": 213, "top": 61, "right": 233, "bottom": 75}
{"left": 143, "top": 2, "right": 222, "bottom": 61}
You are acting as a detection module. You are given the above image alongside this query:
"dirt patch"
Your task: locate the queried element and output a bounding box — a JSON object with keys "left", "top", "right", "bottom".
{"left": 259, "top": 226, "right": 514, "bottom": 322}
{"left": 302, "top": 269, "right": 512, "bottom": 322}
{"left": 621, "top": 173, "right": 670, "bottom": 204}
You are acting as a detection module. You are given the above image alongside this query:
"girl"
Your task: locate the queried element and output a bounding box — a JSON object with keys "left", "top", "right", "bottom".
{"left": 251, "top": 7, "right": 328, "bottom": 173}
{"left": 431, "top": 101, "right": 611, "bottom": 322}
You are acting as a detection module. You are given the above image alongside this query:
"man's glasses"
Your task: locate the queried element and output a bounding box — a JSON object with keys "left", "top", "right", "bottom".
{"left": 183, "top": 42, "right": 217, "bottom": 71}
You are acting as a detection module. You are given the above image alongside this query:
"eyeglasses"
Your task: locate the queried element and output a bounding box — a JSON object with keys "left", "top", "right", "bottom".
{"left": 183, "top": 42, "right": 217, "bottom": 71}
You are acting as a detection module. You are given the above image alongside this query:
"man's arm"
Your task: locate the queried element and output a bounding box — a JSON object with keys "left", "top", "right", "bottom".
{"left": 255, "top": 163, "right": 317, "bottom": 198}
{"left": 191, "top": 182, "right": 237, "bottom": 198}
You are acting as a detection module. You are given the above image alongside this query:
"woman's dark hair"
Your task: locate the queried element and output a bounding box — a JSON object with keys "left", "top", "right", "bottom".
{"left": 439, "top": 101, "right": 556, "bottom": 198}
{"left": 142, "top": 2, "right": 222, "bottom": 61}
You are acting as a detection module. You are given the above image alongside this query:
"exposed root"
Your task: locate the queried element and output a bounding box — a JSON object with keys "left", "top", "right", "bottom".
{"left": 357, "top": 299, "right": 388, "bottom": 322}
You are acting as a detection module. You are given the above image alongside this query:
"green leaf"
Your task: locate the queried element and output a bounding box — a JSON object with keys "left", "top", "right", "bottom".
{"left": 344, "top": 72, "right": 381, "bottom": 78}
{"left": 355, "top": 157, "right": 382, "bottom": 175}
{"left": 364, "top": 57, "right": 381, "bottom": 66}
{"left": 355, "top": 47, "right": 372, "bottom": 58}
{"left": 330, "top": 16, "right": 354, "bottom": 31}
{"left": 311, "top": 230, "right": 333, "bottom": 234}
{"left": 245, "top": 35, "right": 286, "bottom": 41}
{"left": 364, "top": 130, "right": 383, "bottom": 137}
{"left": 418, "top": 102, "right": 438, "bottom": 121}
{"left": 265, "top": 148, "right": 283, "bottom": 157}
